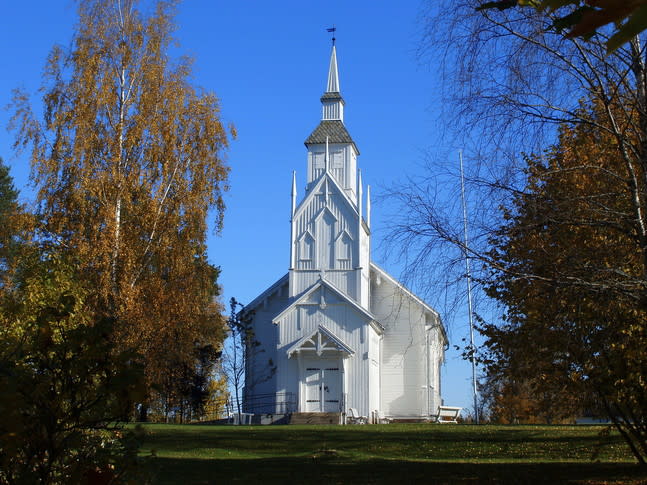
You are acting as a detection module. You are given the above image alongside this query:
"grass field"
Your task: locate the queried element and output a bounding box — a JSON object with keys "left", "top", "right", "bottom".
{"left": 137, "top": 423, "right": 647, "bottom": 484}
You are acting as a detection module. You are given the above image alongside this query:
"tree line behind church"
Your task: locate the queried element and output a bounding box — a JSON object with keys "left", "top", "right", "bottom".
{"left": 0, "top": 0, "right": 233, "bottom": 481}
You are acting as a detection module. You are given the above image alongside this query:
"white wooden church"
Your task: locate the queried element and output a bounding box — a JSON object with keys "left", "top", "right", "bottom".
{"left": 242, "top": 44, "right": 447, "bottom": 422}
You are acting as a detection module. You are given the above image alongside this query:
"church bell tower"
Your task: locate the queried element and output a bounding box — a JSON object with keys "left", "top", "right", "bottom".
{"left": 289, "top": 43, "right": 371, "bottom": 307}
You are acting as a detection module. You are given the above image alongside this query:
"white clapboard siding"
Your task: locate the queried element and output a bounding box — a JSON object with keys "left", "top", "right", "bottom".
{"left": 243, "top": 279, "right": 289, "bottom": 409}
{"left": 371, "top": 272, "right": 431, "bottom": 417}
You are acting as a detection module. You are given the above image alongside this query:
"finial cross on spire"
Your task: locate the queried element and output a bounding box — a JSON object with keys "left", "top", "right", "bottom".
{"left": 326, "top": 26, "right": 336, "bottom": 46}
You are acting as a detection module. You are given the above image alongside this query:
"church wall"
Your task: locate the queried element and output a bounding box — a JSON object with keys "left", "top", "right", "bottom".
{"left": 290, "top": 270, "right": 358, "bottom": 301}
{"left": 368, "top": 326, "right": 381, "bottom": 419}
{"left": 371, "top": 275, "right": 432, "bottom": 417}
{"left": 290, "top": 270, "right": 319, "bottom": 297}
{"left": 324, "top": 270, "right": 356, "bottom": 298}
{"left": 243, "top": 281, "right": 288, "bottom": 413}
{"left": 358, "top": 223, "right": 370, "bottom": 307}
{"left": 345, "top": 146, "right": 357, "bottom": 199}
{"left": 426, "top": 322, "right": 445, "bottom": 414}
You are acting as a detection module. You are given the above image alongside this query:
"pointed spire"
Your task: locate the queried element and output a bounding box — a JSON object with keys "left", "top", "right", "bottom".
{"left": 320, "top": 45, "right": 345, "bottom": 122}
{"left": 358, "top": 169, "right": 363, "bottom": 216}
{"left": 366, "top": 185, "right": 371, "bottom": 229}
{"left": 291, "top": 171, "right": 297, "bottom": 217}
{"left": 326, "top": 45, "right": 340, "bottom": 93}
{"left": 290, "top": 171, "right": 297, "bottom": 270}
{"left": 325, "top": 136, "right": 330, "bottom": 172}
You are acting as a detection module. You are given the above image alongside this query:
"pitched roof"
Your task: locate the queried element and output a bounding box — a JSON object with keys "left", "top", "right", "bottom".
{"left": 370, "top": 262, "right": 448, "bottom": 346}
{"left": 294, "top": 171, "right": 359, "bottom": 222}
{"left": 272, "top": 276, "right": 381, "bottom": 331}
{"left": 241, "top": 273, "right": 289, "bottom": 315}
{"left": 304, "top": 120, "right": 360, "bottom": 154}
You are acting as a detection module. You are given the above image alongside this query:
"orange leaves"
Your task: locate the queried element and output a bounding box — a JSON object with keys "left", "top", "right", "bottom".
{"left": 9, "top": 0, "right": 233, "bottom": 398}
{"left": 482, "top": 94, "right": 647, "bottom": 438}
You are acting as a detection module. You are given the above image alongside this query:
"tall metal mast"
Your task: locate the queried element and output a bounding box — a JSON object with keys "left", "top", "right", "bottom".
{"left": 459, "top": 150, "right": 479, "bottom": 424}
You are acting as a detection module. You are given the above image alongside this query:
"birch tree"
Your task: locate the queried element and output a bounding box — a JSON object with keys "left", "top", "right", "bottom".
{"left": 10, "top": 0, "right": 232, "bottom": 401}
{"left": 386, "top": 1, "right": 647, "bottom": 462}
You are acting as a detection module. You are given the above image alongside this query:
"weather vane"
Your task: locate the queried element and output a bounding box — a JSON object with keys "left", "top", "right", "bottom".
{"left": 326, "top": 26, "right": 336, "bottom": 46}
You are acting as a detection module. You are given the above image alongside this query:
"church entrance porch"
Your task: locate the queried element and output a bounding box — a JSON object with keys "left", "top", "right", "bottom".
{"left": 286, "top": 324, "right": 353, "bottom": 414}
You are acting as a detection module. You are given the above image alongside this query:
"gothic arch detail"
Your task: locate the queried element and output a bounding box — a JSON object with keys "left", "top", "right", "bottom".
{"left": 298, "top": 231, "right": 315, "bottom": 270}
{"left": 335, "top": 230, "right": 353, "bottom": 270}
{"left": 316, "top": 209, "right": 337, "bottom": 269}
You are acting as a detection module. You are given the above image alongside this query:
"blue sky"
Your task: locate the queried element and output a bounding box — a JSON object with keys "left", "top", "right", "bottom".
{"left": 0, "top": 1, "right": 480, "bottom": 412}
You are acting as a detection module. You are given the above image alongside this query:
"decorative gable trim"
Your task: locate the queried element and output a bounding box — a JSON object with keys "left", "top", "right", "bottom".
{"left": 286, "top": 324, "right": 354, "bottom": 357}
{"left": 294, "top": 172, "right": 358, "bottom": 222}
{"left": 335, "top": 229, "right": 353, "bottom": 242}
{"left": 272, "top": 276, "right": 382, "bottom": 332}
{"left": 313, "top": 206, "right": 338, "bottom": 224}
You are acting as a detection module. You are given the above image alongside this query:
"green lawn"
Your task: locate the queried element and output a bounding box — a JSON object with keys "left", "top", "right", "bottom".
{"left": 136, "top": 423, "right": 646, "bottom": 484}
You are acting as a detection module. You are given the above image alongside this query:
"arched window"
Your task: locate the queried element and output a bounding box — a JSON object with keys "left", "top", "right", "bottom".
{"left": 298, "top": 232, "right": 315, "bottom": 270}
{"left": 336, "top": 231, "right": 353, "bottom": 269}
{"left": 318, "top": 211, "right": 336, "bottom": 269}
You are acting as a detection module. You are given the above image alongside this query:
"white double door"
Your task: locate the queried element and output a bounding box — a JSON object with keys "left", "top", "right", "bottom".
{"left": 303, "top": 356, "right": 342, "bottom": 413}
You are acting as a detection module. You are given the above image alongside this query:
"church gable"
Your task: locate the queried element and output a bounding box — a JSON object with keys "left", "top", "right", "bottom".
{"left": 369, "top": 263, "right": 447, "bottom": 346}
{"left": 292, "top": 175, "right": 359, "bottom": 272}
{"left": 243, "top": 273, "right": 290, "bottom": 315}
{"left": 272, "top": 279, "right": 380, "bottom": 328}
{"left": 300, "top": 285, "right": 345, "bottom": 306}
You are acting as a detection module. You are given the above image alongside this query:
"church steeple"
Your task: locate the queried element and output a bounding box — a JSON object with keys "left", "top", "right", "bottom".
{"left": 305, "top": 44, "right": 359, "bottom": 197}
{"left": 291, "top": 41, "right": 371, "bottom": 304}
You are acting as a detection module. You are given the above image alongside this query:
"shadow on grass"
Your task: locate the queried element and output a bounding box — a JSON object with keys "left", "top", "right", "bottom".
{"left": 147, "top": 456, "right": 647, "bottom": 485}
{"left": 140, "top": 424, "right": 632, "bottom": 462}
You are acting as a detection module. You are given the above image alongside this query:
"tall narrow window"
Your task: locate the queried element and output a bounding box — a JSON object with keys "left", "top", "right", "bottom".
{"left": 313, "top": 152, "right": 325, "bottom": 169}
{"left": 299, "top": 232, "right": 315, "bottom": 270}
{"left": 331, "top": 150, "right": 343, "bottom": 168}
{"left": 336, "top": 231, "right": 352, "bottom": 270}
{"left": 318, "top": 211, "right": 336, "bottom": 269}
{"left": 312, "top": 152, "right": 325, "bottom": 180}
{"left": 331, "top": 150, "right": 344, "bottom": 185}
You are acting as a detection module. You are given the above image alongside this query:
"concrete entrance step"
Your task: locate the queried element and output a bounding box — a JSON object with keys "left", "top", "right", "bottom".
{"left": 290, "top": 412, "right": 342, "bottom": 425}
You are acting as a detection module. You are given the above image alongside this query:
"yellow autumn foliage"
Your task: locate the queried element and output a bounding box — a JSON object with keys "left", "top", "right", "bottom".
{"left": 9, "top": 0, "right": 232, "bottom": 400}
